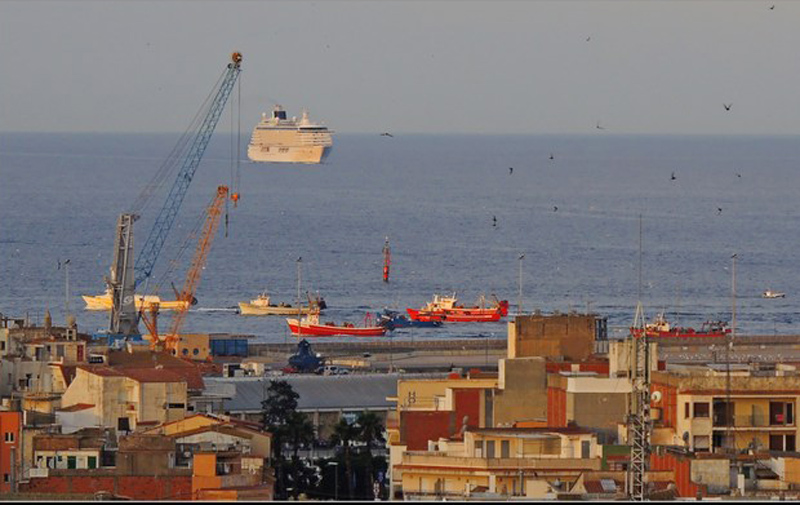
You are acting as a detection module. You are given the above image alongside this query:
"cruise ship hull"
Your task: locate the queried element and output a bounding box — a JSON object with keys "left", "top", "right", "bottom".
{"left": 247, "top": 145, "right": 331, "bottom": 164}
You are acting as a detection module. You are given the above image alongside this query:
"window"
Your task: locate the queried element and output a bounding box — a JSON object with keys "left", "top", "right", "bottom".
{"left": 4, "top": 432, "right": 14, "bottom": 443}
{"left": 88, "top": 456, "right": 97, "bottom": 469}
{"left": 118, "top": 417, "right": 130, "bottom": 432}
{"left": 770, "top": 434, "right": 784, "bottom": 451}
{"left": 684, "top": 402, "right": 690, "bottom": 419}
{"left": 787, "top": 435, "right": 796, "bottom": 452}
{"left": 167, "top": 403, "right": 185, "bottom": 409}
{"left": 693, "top": 402, "right": 710, "bottom": 418}
{"left": 56, "top": 345, "right": 65, "bottom": 359}
{"left": 500, "top": 440, "right": 510, "bottom": 458}
{"left": 3, "top": 474, "right": 8, "bottom": 483}
{"left": 486, "top": 440, "right": 495, "bottom": 458}
{"left": 770, "top": 402, "right": 794, "bottom": 426}
{"left": 582, "top": 440, "right": 591, "bottom": 459}
{"left": 0, "top": 341, "right": 5, "bottom": 351}
{"left": 67, "top": 456, "right": 77, "bottom": 470}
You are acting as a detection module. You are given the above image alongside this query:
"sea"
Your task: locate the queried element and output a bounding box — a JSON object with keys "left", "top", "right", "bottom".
{"left": 2, "top": 132, "right": 800, "bottom": 344}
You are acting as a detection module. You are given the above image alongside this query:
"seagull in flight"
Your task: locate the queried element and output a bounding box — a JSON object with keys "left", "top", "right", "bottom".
{"left": 596, "top": 121, "right": 605, "bottom": 130}
{"left": 717, "top": 207, "right": 723, "bottom": 215}
{"left": 553, "top": 206, "right": 558, "bottom": 212}
{"left": 492, "top": 215, "right": 497, "bottom": 227}
{"left": 723, "top": 103, "right": 732, "bottom": 111}
{"left": 670, "top": 172, "right": 677, "bottom": 181}
{"left": 509, "top": 167, "right": 514, "bottom": 175}
{"left": 380, "top": 132, "right": 394, "bottom": 138}
{"left": 549, "top": 153, "right": 554, "bottom": 160}
{"left": 770, "top": 5, "right": 775, "bottom": 10}
{"left": 736, "top": 173, "right": 742, "bottom": 178}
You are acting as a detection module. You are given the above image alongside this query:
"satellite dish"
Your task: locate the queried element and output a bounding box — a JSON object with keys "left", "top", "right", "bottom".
{"left": 651, "top": 390, "right": 663, "bottom": 403}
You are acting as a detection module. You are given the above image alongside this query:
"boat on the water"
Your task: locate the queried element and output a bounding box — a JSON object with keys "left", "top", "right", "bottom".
{"left": 763, "top": 289, "right": 786, "bottom": 299}
{"left": 377, "top": 309, "right": 443, "bottom": 330}
{"left": 238, "top": 292, "right": 326, "bottom": 316}
{"left": 82, "top": 288, "right": 189, "bottom": 312}
{"left": 287, "top": 313, "right": 386, "bottom": 337}
{"left": 632, "top": 312, "right": 730, "bottom": 339}
{"left": 406, "top": 293, "right": 509, "bottom": 323}
{"left": 247, "top": 105, "right": 333, "bottom": 164}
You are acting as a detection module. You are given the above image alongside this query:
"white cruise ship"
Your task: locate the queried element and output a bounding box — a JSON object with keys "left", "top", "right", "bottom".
{"left": 247, "top": 105, "right": 333, "bottom": 163}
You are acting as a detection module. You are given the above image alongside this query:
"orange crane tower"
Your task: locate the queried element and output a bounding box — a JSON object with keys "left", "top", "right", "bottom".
{"left": 142, "top": 185, "right": 229, "bottom": 354}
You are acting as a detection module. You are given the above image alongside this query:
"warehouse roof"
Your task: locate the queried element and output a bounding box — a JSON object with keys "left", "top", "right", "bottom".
{"left": 207, "top": 373, "right": 446, "bottom": 413}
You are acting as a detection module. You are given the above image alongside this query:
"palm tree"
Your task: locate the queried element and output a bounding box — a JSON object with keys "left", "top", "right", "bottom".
{"left": 330, "top": 418, "right": 358, "bottom": 499}
{"left": 356, "top": 411, "right": 385, "bottom": 499}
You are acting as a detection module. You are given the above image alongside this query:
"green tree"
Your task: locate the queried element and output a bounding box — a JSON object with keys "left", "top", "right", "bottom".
{"left": 330, "top": 417, "right": 359, "bottom": 499}
{"left": 356, "top": 410, "right": 385, "bottom": 499}
{"left": 260, "top": 379, "right": 299, "bottom": 500}
{"left": 286, "top": 411, "right": 316, "bottom": 499}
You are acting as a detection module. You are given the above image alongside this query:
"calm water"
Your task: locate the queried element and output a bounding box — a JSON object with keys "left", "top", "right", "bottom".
{"left": 2, "top": 132, "right": 800, "bottom": 343}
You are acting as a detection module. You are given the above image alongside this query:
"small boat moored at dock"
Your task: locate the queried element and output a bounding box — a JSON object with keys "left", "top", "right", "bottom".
{"left": 406, "top": 293, "right": 509, "bottom": 323}
{"left": 632, "top": 312, "right": 730, "bottom": 339}
{"left": 377, "top": 309, "right": 443, "bottom": 330}
{"left": 238, "top": 291, "right": 326, "bottom": 316}
{"left": 287, "top": 313, "right": 387, "bottom": 337}
{"left": 82, "top": 288, "right": 189, "bottom": 312}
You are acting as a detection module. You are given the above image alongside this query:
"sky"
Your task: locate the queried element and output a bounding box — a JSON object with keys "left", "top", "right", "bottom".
{"left": 1, "top": 0, "right": 799, "bottom": 135}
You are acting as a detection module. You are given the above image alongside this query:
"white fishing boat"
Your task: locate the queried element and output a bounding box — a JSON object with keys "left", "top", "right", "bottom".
{"left": 763, "top": 289, "right": 786, "bottom": 299}
{"left": 247, "top": 105, "right": 333, "bottom": 163}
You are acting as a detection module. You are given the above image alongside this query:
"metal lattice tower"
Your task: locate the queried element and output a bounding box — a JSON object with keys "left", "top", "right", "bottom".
{"left": 627, "top": 300, "right": 651, "bottom": 500}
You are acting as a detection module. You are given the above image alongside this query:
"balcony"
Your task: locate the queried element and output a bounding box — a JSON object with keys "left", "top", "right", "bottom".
{"left": 712, "top": 414, "right": 795, "bottom": 429}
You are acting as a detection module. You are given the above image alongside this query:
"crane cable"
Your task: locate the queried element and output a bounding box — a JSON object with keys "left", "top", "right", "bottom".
{"left": 129, "top": 68, "right": 227, "bottom": 216}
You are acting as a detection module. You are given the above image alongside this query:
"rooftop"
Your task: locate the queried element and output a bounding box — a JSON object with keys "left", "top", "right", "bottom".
{"left": 208, "top": 373, "right": 447, "bottom": 412}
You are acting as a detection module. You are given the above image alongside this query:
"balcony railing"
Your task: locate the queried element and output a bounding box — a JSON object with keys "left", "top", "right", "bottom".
{"left": 712, "top": 414, "right": 794, "bottom": 428}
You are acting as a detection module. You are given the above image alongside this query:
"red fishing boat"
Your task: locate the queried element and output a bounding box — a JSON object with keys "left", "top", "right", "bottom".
{"left": 287, "top": 313, "right": 387, "bottom": 337}
{"left": 631, "top": 313, "right": 730, "bottom": 339}
{"left": 406, "top": 294, "right": 509, "bottom": 323}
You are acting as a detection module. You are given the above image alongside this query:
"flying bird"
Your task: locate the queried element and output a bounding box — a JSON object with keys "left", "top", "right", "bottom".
{"left": 670, "top": 172, "right": 677, "bottom": 181}
{"left": 586, "top": 36, "right": 591, "bottom": 42}
{"left": 549, "top": 153, "right": 554, "bottom": 160}
{"left": 770, "top": 5, "right": 775, "bottom": 10}
{"left": 380, "top": 132, "right": 394, "bottom": 138}
{"left": 553, "top": 206, "right": 558, "bottom": 212}
{"left": 717, "top": 207, "right": 723, "bottom": 214}
{"left": 723, "top": 103, "right": 732, "bottom": 111}
{"left": 509, "top": 167, "right": 514, "bottom": 175}
{"left": 736, "top": 173, "right": 742, "bottom": 178}
{"left": 492, "top": 215, "right": 497, "bottom": 227}
{"left": 596, "top": 121, "right": 605, "bottom": 130}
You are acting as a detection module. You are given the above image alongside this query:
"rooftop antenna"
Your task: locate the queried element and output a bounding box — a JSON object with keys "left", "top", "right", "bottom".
{"left": 627, "top": 213, "right": 651, "bottom": 501}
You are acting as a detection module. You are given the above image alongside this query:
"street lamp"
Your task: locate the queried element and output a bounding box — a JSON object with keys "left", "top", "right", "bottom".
{"left": 327, "top": 461, "right": 339, "bottom": 501}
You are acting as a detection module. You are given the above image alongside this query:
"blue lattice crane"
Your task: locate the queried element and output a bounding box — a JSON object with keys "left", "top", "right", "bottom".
{"left": 107, "top": 52, "right": 242, "bottom": 337}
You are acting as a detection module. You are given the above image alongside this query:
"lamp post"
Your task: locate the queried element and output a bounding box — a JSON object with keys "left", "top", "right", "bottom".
{"left": 328, "top": 461, "right": 339, "bottom": 501}
{"left": 517, "top": 253, "right": 525, "bottom": 315}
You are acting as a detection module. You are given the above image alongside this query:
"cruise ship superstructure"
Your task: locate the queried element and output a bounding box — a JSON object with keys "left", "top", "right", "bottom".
{"left": 247, "top": 105, "right": 333, "bottom": 163}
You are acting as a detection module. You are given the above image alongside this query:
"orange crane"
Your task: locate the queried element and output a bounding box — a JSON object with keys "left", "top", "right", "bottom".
{"left": 141, "top": 185, "right": 229, "bottom": 355}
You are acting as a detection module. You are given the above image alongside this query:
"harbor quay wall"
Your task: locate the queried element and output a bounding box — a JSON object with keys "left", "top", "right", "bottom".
{"left": 247, "top": 338, "right": 508, "bottom": 358}
{"left": 18, "top": 472, "right": 192, "bottom": 500}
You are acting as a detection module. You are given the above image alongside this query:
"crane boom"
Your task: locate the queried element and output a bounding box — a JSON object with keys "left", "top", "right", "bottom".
{"left": 133, "top": 52, "right": 242, "bottom": 288}
{"left": 108, "top": 52, "right": 241, "bottom": 337}
{"left": 147, "top": 186, "right": 228, "bottom": 353}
